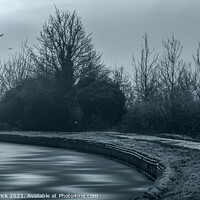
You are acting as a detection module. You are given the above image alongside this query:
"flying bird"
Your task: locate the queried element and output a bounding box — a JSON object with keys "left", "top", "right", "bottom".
{"left": 8, "top": 48, "right": 13, "bottom": 50}
{"left": 0, "top": 34, "right": 4, "bottom": 37}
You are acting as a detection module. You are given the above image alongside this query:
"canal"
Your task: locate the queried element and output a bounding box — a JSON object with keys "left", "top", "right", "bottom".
{"left": 0, "top": 142, "right": 152, "bottom": 200}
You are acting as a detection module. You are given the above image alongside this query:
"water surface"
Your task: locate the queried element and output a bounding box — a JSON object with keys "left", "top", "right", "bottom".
{"left": 0, "top": 142, "right": 152, "bottom": 200}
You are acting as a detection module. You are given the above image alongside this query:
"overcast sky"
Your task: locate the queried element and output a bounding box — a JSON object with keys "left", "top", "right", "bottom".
{"left": 0, "top": 0, "right": 200, "bottom": 72}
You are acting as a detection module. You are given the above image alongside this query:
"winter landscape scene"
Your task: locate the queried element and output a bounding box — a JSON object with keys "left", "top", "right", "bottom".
{"left": 0, "top": 0, "right": 200, "bottom": 200}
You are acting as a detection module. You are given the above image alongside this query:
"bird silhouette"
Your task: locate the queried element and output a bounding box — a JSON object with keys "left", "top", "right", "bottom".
{"left": 8, "top": 48, "right": 13, "bottom": 50}
{"left": 0, "top": 34, "right": 4, "bottom": 37}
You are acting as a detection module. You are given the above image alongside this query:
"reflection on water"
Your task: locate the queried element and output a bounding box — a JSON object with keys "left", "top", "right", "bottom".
{"left": 0, "top": 142, "right": 152, "bottom": 200}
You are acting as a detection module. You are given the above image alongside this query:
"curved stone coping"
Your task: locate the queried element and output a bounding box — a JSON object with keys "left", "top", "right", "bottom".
{"left": 0, "top": 133, "right": 163, "bottom": 180}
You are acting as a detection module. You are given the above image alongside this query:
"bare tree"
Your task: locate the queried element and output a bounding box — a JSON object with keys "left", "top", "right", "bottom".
{"left": 160, "top": 35, "right": 189, "bottom": 106}
{"left": 193, "top": 43, "right": 200, "bottom": 98}
{"left": 158, "top": 35, "right": 193, "bottom": 132}
{"left": 0, "top": 41, "right": 33, "bottom": 97}
{"left": 132, "top": 33, "right": 159, "bottom": 104}
{"left": 30, "top": 8, "right": 104, "bottom": 90}
{"left": 112, "top": 66, "right": 133, "bottom": 107}
{"left": 178, "top": 66, "right": 196, "bottom": 103}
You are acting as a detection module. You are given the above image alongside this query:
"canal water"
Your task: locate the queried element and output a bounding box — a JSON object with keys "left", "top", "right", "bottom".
{"left": 0, "top": 142, "right": 152, "bottom": 200}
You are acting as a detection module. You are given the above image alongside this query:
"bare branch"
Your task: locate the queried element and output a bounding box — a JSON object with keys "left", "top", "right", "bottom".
{"left": 132, "top": 33, "right": 159, "bottom": 103}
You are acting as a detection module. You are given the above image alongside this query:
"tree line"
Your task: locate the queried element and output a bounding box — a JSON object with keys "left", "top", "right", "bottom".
{"left": 126, "top": 34, "right": 200, "bottom": 135}
{"left": 0, "top": 8, "right": 126, "bottom": 131}
{"left": 0, "top": 8, "right": 200, "bottom": 135}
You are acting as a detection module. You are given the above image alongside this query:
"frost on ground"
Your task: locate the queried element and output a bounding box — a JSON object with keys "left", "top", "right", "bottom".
{"left": 1, "top": 131, "right": 200, "bottom": 200}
